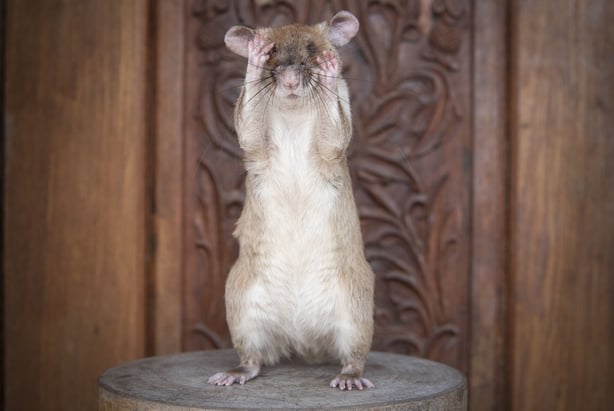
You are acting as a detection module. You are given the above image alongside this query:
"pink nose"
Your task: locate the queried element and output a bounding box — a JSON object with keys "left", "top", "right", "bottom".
{"left": 279, "top": 69, "right": 300, "bottom": 91}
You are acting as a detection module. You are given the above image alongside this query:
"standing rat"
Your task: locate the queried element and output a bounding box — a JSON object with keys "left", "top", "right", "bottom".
{"left": 208, "top": 10, "right": 375, "bottom": 391}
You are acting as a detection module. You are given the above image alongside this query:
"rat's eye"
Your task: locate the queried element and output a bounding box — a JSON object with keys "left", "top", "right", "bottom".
{"left": 270, "top": 46, "right": 277, "bottom": 55}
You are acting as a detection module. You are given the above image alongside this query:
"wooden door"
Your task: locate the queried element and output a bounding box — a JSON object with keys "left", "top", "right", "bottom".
{"left": 509, "top": 1, "right": 614, "bottom": 409}
{"left": 3, "top": 2, "right": 149, "bottom": 410}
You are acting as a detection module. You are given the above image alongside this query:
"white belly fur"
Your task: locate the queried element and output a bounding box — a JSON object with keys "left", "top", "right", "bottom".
{"left": 240, "top": 112, "right": 349, "bottom": 361}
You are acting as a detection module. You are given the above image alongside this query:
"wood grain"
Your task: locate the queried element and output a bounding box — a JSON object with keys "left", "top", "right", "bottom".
{"left": 510, "top": 0, "right": 614, "bottom": 409}
{"left": 151, "top": 0, "right": 184, "bottom": 355}
{"left": 4, "top": 1, "right": 148, "bottom": 409}
{"left": 0, "top": 0, "right": 6, "bottom": 406}
{"left": 470, "top": 1, "right": 509, "bottom": 410}
{"left": 98, "top": 350, "right": 467, "bottom": 410}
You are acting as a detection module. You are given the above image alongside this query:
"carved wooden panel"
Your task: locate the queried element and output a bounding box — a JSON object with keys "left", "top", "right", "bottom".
{"left": 183, "top": 0, "right": 471, "bottom": 372}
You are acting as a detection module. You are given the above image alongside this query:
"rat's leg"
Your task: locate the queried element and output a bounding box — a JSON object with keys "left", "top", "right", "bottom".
{"left": 329, "top": 269, "right": 375, "bottom": 391}
{"left": 209, "top": 262, "right": 285, "bottom": 387}
{"left": 236, "top": 34, "right": 274, "bottom": 155}
{"left": 208, "top": 355, "right": 261, "bottom": 386}
{"left": 313, "top": 51, "right": 353, "bottom": 163}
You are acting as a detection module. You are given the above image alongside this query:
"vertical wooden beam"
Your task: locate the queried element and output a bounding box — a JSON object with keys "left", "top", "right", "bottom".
{"left": 4, "top": 1, "right": 148, "bottom": 409}
{"left": 151, "top": 0, "right": 185, "bottom": 355}
{"left": 509, "top": 0, "right": 614, "bottom": 409}
{"left": 471, "top": 1, "right": 509, "bottom": 410}
{"left": 0, "top": 0, "right": 5, "bottom": 406}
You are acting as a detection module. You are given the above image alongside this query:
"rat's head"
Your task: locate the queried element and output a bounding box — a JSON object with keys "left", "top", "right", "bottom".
{"left": 225, "top": 11, "right": 359, "bottom": 106}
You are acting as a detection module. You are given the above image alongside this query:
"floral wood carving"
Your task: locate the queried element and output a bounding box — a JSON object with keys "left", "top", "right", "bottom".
{"left": 188, "top": 0, "right": 470, "bottom": 370}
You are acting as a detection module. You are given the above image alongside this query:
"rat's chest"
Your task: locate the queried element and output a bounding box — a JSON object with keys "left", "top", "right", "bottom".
{"left": 260, "top": 114, "right": 335, "bottom": 210}
{"left": 254, "top": 115, "right": 338, "bottom": 266}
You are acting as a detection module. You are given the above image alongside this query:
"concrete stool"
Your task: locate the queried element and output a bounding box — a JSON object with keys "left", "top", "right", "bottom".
{"left": 99, "top": 349, "right": 466, "bottom": 410}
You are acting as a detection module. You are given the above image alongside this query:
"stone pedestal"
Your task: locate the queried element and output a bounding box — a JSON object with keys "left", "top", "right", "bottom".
{"left": 99, "top": 349, "right": 466, "bottom": 410}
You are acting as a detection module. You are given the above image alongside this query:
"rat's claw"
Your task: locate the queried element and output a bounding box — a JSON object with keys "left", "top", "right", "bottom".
{"left": 362, "top": 378, "right": 375, "bottom": 388}
{"left": 353, "top": 378, "right": 363, "bottom": 390}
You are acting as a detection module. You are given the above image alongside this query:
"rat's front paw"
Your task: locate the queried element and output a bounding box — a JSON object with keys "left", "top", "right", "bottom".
{"left": 246, "top": 35, "right": 274, "bottom": 84}
{"left": 315, "top": 50, "right": 339, "bottom": 93}
{"left": 330, "top": 374, "right": 375, "bottom": 391}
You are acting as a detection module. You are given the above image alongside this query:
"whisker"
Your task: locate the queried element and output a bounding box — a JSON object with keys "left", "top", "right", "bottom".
{"left": 264, "top": 84, "right": 276, "bottom": 112}
{"left": 242, "top": 79, "right": 275, "bottom": 108}
{"left": 306, "top": 77, "right": 336, "bottom": 120}
{"left": 311, "top": 76, "right": 350, "bottom": 106}
{"left": 213, "top": 73, "right": 276, "bottom": 97}
{"left": 243, "top": 75, "right": 275, "bottom": 89}
{"left": 247, "top": 74, "right": 275, "bottom": 83}
{"left": 247, "top": 62, "right": 274, "bottom": 72}
{"left": 243, "top": 81, "right": 275, "bottom": 119}
{"left": 314, "top": 72, "right": 374, "bottom": 84}
{"left": 245, "top": 87, "right": 274, "bottom": 119}
{"left": 311, "top": 72, "right": 340, "bottom": 80}
{"left": 217, "top": 82, "right": 245, "bottom": 94}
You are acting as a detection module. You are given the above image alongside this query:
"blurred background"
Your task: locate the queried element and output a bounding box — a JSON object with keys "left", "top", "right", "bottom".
{"left": 2, "top": 0, "right": 613, "bottom": 410}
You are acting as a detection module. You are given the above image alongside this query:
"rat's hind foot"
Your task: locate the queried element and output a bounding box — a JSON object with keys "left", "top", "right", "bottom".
{"left": 330, "top": 363, "right": 375, "bottom": 391}
{"left": 330, "top": 374, "right": 375, "bottom": 391}
{"left": 208, "top": 363, "right": 261, "bottom": 386}
{"left": 208, "top": 371, "right": 246, "bottom": 386}
{"left": 208, "top": 369, "right": 255, "bottom": 386}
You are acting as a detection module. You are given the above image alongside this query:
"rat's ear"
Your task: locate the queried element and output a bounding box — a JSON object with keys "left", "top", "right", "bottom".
{"left": 327, "top": 11, "right": 359, "bottom": 47}
{"left": 225, "top": 26, "right": 255, "bottom": 57}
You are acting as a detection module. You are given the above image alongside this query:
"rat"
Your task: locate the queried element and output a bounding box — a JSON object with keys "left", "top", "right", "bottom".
{"left": 208, "top": 10, "right": 375, "bottom": 391}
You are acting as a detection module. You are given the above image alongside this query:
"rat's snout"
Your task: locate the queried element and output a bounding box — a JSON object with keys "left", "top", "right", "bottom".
{"left": 277, "top": 66, "right": 301, "bottom": 92}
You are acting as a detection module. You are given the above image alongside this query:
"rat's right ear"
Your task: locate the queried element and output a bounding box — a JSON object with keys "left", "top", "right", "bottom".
{"left": 327, "top": 11, "right": 359, "bottom": 47}
{"left": 225, "top": 26, "right": 255, "bottom": 58}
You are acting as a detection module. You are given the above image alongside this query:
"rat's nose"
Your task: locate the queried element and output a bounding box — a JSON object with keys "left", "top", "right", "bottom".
{"left": 278, "top": 68, "right": 300, "bottom": 91}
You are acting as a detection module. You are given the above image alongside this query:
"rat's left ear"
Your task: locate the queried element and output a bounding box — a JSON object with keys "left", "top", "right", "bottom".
{"left": 327, "top": 11, "right": 359, "bottom": 47}
{"left": 225, "top": 26, "right": 255, "bottom": 57}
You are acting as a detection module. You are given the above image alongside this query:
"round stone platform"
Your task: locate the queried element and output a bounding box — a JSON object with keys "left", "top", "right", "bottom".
{"left": 98, "top": 349, "right": 466, "bottom": 410}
